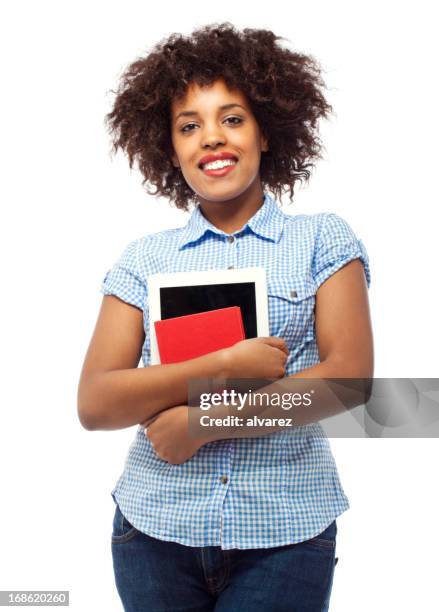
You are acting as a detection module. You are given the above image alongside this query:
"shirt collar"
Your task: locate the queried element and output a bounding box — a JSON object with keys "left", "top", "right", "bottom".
{"left": 177, "top": 193, "right": 285, "bottom": 250}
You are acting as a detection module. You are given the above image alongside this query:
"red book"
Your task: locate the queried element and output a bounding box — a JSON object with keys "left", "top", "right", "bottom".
{"left": 154, "top": 306, "right": 245, "bottom": 364}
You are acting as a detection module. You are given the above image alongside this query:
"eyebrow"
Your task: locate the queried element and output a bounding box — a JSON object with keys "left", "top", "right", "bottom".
{"left": 174, "top": 103, "right": 247, "bottom": 121}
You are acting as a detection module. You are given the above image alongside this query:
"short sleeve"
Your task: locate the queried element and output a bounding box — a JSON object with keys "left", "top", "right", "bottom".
{"left": 312, "top": 213, "right": 371, "bottom": 290}
{"left": 100, "top": 238, "right": 147, "bottom": 310}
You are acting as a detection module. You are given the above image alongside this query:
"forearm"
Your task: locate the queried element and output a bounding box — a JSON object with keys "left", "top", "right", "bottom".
{"left": 193, "top": 358, "right": 372, "bottom": 442}
{"left": 78, "top": 350, "right": 227, "bottom": 431}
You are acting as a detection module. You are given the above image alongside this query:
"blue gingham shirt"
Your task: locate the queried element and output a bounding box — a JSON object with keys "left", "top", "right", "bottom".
{"left": 101, "top": 193, "right": 371, "bottom": 550}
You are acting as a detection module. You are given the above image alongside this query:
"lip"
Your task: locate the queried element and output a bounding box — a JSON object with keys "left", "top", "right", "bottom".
{"left": 198, "top": 152, "right": 238, "bottom": 168}
{"left": 201, "top": 164, "right": 237, "bottom": 178}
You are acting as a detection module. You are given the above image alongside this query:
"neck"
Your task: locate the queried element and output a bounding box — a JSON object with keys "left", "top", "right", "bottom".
{"left": 197, "top": 182, "right": 265, "bottom": 234}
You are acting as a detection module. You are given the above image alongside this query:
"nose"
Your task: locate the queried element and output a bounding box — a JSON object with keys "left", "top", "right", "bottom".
{"left": 201, "top": 123, "right": 226, "bottom": 149}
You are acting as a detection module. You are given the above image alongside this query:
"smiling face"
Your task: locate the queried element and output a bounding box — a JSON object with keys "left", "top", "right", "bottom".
{"left": 170, "top": 79, "right": 268, "bottom": 207}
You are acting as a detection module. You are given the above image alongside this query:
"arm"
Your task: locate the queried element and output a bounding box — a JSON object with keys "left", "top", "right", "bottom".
{"left": 144, "top": 258, "right": 374, "bottom": 460}
{"left": 77, "top": 295, "right": 228, "bottom": 431}
{"left": 203, "top": 258, "right": 374, "bottom": 439}
{"left": 77, "top": 296, "right": 287, "bottom": 432}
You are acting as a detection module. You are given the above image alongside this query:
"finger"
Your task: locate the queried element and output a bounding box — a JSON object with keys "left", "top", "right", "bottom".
{"left": 278, "top": 344, "right": 289, "bottom": 357}
{"left": 262, "top": 336, "right": 288, "bottom": 349}
{"left": 266, "top": 337, "right": 289, "bottom": 355}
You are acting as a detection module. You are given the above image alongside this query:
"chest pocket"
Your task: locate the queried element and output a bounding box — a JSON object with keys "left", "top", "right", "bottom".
{"left": 267, "top": 275, "right": 317, "bottom": 347}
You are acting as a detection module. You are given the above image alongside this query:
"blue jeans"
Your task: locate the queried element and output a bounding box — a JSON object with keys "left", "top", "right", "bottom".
{"left": 111, "top": 503, "right": 338, "bottom": 611}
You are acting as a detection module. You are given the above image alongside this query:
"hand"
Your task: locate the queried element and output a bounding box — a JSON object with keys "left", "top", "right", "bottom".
{"left": 142, "top": 405, "right": 206, "bottom": 465}
{"left": 222, "top": 337, "right": 289, "bottom": 379}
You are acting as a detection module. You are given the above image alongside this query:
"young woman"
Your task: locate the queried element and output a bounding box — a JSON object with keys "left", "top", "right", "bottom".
{"left": 77, "top": 23, "right": 373, "bottom": 611}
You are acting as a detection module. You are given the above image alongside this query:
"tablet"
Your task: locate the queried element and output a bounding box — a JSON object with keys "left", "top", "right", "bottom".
{"left": 147, "top": 267, "right": 269, "bottom": 365}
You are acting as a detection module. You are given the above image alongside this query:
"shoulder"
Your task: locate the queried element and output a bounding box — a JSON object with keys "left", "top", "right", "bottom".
{"left": 284, "top": 212, "right": 330, "bottom": 234}
{"left": 282, "top": 211, "right": 350, "bottom": 236}
{"left": 136, "top": 226, "right": 185, "bottom": 253}
{"left": 280, "top": 210, "right": 370, "bottom": 288}
{"left": 280, "top": 211, "right": 329, "bottom": 253}
{"left": 102, "top": 225, "right": 186, "bottom": 306}
{"left": 293, "top": 212, "right": 371, "bottom": 289}
{"left": 282, "top": 211, "right": 363, "bottom": 252}
{"left": 116, "top": 225, "right": 186, "bottom": 273}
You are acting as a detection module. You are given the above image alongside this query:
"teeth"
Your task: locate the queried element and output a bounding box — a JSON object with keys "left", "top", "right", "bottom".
{"left": 202, "top": 159, "right": 237, "bottom": 170}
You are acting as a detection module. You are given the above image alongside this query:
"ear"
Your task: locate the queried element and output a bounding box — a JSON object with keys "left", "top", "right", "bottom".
{"left": 171, "top": 151, "right": 180, "bottom": 168}
{"left": 261, "top": 133, "right": 269, "bottom": 153}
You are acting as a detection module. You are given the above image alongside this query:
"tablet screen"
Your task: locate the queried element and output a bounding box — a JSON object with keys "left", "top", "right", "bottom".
{"left": 160, "top": 282, "right": 257, "bottom": 338}
{"left": 148, "top": 267, "right": 268, "bottom": 364}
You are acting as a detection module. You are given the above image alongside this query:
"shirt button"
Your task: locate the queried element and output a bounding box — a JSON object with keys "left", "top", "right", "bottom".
{"left": 290, "top": 290, "right": 297, "bottom": 298}
{"left": 220, "top": 475, "right": 228, "bottom": 484}
{"left": 228, "top": 265, "right": 234, "bottom": 269}
{"left": 227, "top": 236, "right": 235, "bottom": 243}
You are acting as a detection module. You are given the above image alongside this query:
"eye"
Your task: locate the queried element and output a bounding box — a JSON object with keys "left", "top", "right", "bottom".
{"left": 224, "top": 116, "right": 243, "bottom": 125}
{"left": 181, "top": 122, "right": 198, "bottom": 133}
{"left": 180, "top": 116, "right": 243, "bottom": 133}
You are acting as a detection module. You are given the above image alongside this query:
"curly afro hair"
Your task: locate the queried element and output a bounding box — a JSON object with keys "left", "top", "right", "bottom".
{"left": 105, "top": 22, "right": 333, "bottom": 211}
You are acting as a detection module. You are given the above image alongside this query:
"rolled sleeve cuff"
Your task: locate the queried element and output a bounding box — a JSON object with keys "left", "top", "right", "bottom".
{"left": 313, "top": 213, "right": 371, "bottom": 290}
{"left": 100, "top": 239, "right": 147, "bottom": 310}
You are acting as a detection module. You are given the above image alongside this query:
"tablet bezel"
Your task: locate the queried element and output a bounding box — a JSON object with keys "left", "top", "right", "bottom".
{"left": 147, "top": 267, "right": 269, "bottom": 365}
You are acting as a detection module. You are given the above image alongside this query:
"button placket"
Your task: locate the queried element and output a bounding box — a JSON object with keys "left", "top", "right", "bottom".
{"left": 217, "top": 441, "right": 233, "bottom": 547}
{"left": 226, "top": 234, "right": 237, "bottom": 269}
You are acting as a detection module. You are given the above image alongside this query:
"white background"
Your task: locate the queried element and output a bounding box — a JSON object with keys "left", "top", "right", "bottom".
{"left": 1, "top": 1, "right": 438, "bottom": 610}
